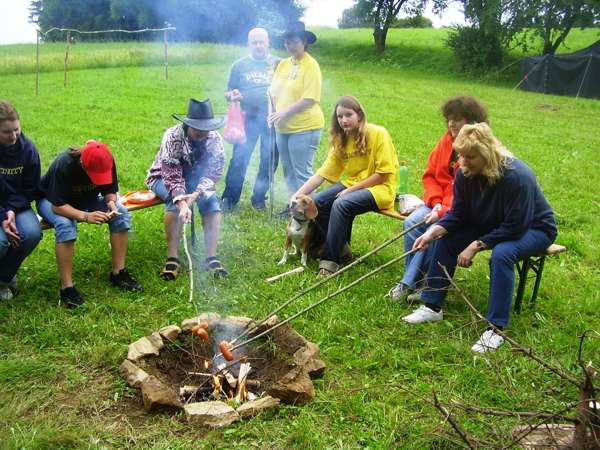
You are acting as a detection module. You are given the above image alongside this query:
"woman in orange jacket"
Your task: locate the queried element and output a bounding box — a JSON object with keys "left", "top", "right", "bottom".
{"left": 389, "top": 96, "right": 488, "bottom": 301}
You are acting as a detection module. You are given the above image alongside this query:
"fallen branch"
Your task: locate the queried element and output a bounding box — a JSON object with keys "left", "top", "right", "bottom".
{"left": 450, "top": 400, "right": 578, "bottom": 423}
{"left": 432, "top": 389, "right": 477, "bottom": 450}
{"left": 439, "top": 263, "right": 580, "bottom": 387}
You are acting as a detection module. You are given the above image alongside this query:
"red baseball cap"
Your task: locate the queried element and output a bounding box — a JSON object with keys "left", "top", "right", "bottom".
{"left": 80, "top": 140, "right": 114, "bottom": 185}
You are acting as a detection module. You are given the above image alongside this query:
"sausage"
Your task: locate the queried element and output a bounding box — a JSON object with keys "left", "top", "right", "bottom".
{"left": 191, "top": 322, "right": 209, "bottom": 334}
{"left": 196, "top": 328, "right": 209, "bottom": 342}
{"left": 219, "top": 341, "right": 234, "bottom": 361}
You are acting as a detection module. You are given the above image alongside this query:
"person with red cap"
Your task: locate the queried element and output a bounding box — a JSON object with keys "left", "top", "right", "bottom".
{"left": 38, "top": 140, "right": 142, "bottom": 308}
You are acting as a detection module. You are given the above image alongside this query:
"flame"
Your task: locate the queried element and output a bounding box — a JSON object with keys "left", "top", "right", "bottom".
{"left": 212, "top": 375, "right": 223, "bottom": 399}
{"left": 204, "top": 360, "right": 209, "bottom": 370}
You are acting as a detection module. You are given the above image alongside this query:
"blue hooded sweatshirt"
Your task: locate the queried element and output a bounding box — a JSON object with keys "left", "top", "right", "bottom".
{"left": 0, "top": 133, "right": 41, "bottom": 222}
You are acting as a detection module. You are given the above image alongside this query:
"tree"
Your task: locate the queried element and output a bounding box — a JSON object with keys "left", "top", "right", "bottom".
{"left": 508, "top": 0, "right": 600, "bottom": 55}
{"left": 339, "top": 0, "right": 425, "bottom": 51}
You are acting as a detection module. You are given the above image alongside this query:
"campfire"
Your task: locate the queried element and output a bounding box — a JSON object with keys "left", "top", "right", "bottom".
{"left": 120, "top": 313, "right": 325, "bottom": 427}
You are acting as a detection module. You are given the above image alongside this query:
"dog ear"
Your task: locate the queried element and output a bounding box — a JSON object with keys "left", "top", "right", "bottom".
{"left": 304, "top": 197, "right": 318, "bottom": 220}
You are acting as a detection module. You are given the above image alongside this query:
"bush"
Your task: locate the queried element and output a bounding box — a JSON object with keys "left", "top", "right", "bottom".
{"left": 391, "top": 15, "right": 433, "bottom": 28}
{"left": 446, "top": 26, "right": 505, "bottom": 73}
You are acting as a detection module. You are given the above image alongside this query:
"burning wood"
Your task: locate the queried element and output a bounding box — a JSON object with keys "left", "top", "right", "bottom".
{"left": 234, "top": 363, "right": 252, "bottom": 403}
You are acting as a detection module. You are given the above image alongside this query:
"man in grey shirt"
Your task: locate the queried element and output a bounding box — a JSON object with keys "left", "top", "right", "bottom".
{"left": 221, "top": 27, "right": 280, "bottom": 211}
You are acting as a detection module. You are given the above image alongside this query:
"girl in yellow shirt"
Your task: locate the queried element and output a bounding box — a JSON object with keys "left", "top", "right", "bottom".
{"left": 294, "top": 96, "right": 399, "bottom": 277}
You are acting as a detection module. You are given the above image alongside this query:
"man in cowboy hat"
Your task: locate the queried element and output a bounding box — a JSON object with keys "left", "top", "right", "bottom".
{"left": 146, "top": 98, "right": 228, "bottom": 279}
{"left": 221, "top": 27, "right": 280, "bottom": 212}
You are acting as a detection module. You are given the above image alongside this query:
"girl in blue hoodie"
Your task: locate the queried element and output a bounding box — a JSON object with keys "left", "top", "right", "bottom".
{"left": 0, "top": 101, "right": 42, "bottom": 300}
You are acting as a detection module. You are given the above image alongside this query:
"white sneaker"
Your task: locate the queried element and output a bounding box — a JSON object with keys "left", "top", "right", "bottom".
{"left": 402, "top": 305, "right": 443, "bottom": 324}
{"left": 0, "top": 285, "right": 13, "bottom": 301}
{"left": 471, "top": 329, "right": 504, "bottom": 353}
{"left": 387, "top": 283, "right": 411, "bottom": 301}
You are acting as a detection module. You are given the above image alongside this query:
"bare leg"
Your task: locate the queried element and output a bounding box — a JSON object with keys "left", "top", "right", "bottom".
{"left": 110, "top": 230, "right": 129, "bottom": 274}
{"left": 201, "top": 212, "right": 221, "bottom": 258}
{"left": 56, "top": 241, "right": 75, "bottom": 289}
{"left": 164, "top": 212, "right": 183, "bottom": 258}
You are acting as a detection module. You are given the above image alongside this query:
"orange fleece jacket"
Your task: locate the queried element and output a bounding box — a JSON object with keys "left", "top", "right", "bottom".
{"left": 421, "top": 131, "right": 458, "bottom": 218}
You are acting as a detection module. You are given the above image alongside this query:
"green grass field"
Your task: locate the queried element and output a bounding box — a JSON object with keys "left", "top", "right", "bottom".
{"left": 1, "top": 27, "right": 599, "bottom": 449}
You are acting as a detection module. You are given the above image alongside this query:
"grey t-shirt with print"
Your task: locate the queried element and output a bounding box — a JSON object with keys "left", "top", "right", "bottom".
{"left": 227, "top": 54, "right": 280, "bottom": 118}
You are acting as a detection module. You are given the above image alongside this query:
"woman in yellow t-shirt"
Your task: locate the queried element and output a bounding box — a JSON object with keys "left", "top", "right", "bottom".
{"left": 268, "top": 21, "right": 324, "bottom": 208}
{"left": 294, "top": 96, "right": 399, "bottom": 277}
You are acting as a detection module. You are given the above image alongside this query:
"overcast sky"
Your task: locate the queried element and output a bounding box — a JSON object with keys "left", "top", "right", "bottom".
{"left": 0, "top": 0, "right": 465, "bottom": 45}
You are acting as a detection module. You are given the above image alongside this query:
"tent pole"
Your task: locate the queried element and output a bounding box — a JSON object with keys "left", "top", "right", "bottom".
{"left": 575, "top": 55, "right": 593, "bottom": 99}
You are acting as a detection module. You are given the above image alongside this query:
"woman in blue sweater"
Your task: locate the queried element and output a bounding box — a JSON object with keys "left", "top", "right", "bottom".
{"left": 0, "top": 101, "right": 43, "bottom": 300}
{"left": 402, "top": 122, "right": 557, "bottom": 353}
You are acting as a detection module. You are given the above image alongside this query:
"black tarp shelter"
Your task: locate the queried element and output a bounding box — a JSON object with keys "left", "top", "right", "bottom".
{"left": 520, "top": 40, "right": 600, "bottom": 99}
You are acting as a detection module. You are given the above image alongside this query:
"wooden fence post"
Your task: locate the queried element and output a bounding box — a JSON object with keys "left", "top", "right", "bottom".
{"left": 163, "top": 29, "right": 169, "bottom": 81}
{"left": 64, "top": 31, "right": 71, "bottom": 88}
{"left": 35, "top": 30, "right": 40, "bottom": 96}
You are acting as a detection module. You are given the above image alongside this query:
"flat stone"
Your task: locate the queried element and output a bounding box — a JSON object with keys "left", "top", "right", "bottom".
{"left": 148, "top": 332, "right": 164, "bottom": 350}
{"left": 184, "top": 401, "right": 240, "bottom": 427}
{"left": 159, "top": 325, "right": 181, "bottom": 342}
{"left": 127, "top": 336, "right": 161, "bottom": 361}
{"left": 271, "top": 323, "right": 308, "bottom": 354}
{"left": 268, "top": 367, "right": 314, "bottom": 405}
{"left": 119, "top": 359, "right": 149, "bottom": 388}
{"left": 140, "top": 375, "right": 181, "bottom": 412}
{"left": 236, "top": 395, "right": 280, "bottom": 419}
{"left": 181, "top": 313, "right": 221, "bottom": 332}
{"left": 293, "top": 342, "right": 326, "bottom": 379}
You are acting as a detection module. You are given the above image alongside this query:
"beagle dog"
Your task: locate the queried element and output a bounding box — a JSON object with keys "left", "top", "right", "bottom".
{"left": 278, "top": 194, "right": 318, "bottom": 266}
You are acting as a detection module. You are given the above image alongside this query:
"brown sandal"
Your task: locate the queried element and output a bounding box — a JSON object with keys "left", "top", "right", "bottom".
{"left": 160, "top": 257, "right": 180, "bottom": 281}
{"left": 205, "top": 257, "right": 229, "bottom": 278}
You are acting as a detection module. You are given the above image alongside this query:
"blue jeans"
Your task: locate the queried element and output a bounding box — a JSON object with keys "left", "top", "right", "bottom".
{"left": 222, "top": 114, "right": 278, "bottom": 206}
{"left": 37, "top": 197, "right": 131, "bottom": 243}
{"left": 150, "top": 179, "right": 221, "bottom": 216}
{"left": 314, "top": 183, "right": 378, "bottom": 264}
{"left": 0, "top": 208, "right": 42, "bottom": 283}
{"left": 276, "top": 129, "right": 322, "bottom": 196}
{"left": 421, "top": 227, "right": 554, "bottom": 327}
{"left": 400, "top": 205, "right": 438, "bottom": 289}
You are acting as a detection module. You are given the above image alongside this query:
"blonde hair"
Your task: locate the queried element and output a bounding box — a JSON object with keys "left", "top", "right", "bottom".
{"left": 329, "top": 95, "right": 368, "bottom": 159}
{"left": 453, "top": 123, "right": 513, "bottom": 185}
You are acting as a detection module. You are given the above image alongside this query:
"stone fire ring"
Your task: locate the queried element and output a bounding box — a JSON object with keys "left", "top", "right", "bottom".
{"left": 119, "top": 313, "right": 326, "bottom": 428}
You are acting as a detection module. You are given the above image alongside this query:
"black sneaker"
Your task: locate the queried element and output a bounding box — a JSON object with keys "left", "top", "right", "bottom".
{"left": 60, "top": 286, "right": 85, "bottom": 308}
{"left": 110, "top": 269, "right": 143, "bottom": 292}
{"left": 251, "top": 200, "right": 266, "bottom": 211}
{"left": 221, "top": 197, "right": 236, "bottom": 212}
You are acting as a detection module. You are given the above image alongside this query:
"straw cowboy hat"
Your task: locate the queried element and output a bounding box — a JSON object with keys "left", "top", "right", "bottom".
{"left": 172, "top": 98, "right": 225, "bottom": 131}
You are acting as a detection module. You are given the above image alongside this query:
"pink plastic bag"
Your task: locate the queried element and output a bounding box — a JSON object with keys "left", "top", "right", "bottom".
{"left": 224, "top": 101, "right": 246, "bottom": 145}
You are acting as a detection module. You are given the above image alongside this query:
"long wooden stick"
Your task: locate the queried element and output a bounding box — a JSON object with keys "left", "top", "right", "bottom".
{"left": 440, "top": 263, "right": 580, "bottom": 386}
{"left": 224, "top": 247, "right": 418, "bottom": 354}
{"left": 228, "top": 218, "right": 423, "bottom": 347}
{"left": 64, "top": 31, "right": 70, "bottom": 88}
{"left": 182, "top": 222, "right": 193, "bottom": 304}
{"left": 163, "top": 29, "right": 169, "bottom": 81}
{"left": 266, "top": 266, "right": 304, "bottom": 282}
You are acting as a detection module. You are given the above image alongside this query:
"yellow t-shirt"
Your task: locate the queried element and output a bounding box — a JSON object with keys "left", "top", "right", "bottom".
{"left": 269, "top": 53, "right": 325, "bottom": 134}
{"left": 317, "top": 123, "right": 399, "bottom": 210}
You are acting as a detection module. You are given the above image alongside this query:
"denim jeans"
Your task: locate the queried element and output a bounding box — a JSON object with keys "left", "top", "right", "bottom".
{"left": 276, "top": 129, "right": 322, "bottom": 196}
{"left": 0, "top": 208, "right": 42, "bottom": 283}
{"left": 37, "top": 197, "right": 131, "bottom": 243}
{"left": 150, "top": 178, "right": 221, "bottom": 216}
{"left": 222, "top": 114, "right": 278, "bottom": 207}
{"left": 420, "top": 227, "right": 554, "bottom": 327}
{"left": 314, "top": 183, "right": 378, "bottom": 264}
{"left": 400, "top": 205, "right": 438, "bottom": 289}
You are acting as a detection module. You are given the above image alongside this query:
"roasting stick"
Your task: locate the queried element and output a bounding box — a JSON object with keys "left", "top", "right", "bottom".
{"left": 228, "top": 218, "right": 427, "bottom": 347}
{"left": 182, "top": 222, "right": 194, "bottom": 304}
{"left": 224, "top": 247, "right": 419, "bottom": 354}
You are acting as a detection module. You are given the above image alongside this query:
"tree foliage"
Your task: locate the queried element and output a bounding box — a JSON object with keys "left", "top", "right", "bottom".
{"left": 30, "top": 0, "right": 305, "bottom": 43}
{"left": 507, "top": 0, "right": 600, "bottom": 55}
{"left": 339, "top": 0, "right": 426, "bottom": 52}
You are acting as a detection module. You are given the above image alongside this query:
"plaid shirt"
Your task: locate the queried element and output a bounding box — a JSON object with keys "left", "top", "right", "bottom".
{"left": 146, "top": 124, "right": 224, "bottom": 200}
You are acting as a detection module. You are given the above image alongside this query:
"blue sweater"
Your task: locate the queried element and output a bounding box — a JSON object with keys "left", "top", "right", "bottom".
{"left": 0, "top": 133, "right": 41, "bottom": 222}
{"left": 438, "top": 158, "right": 557, "bottom": 248}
